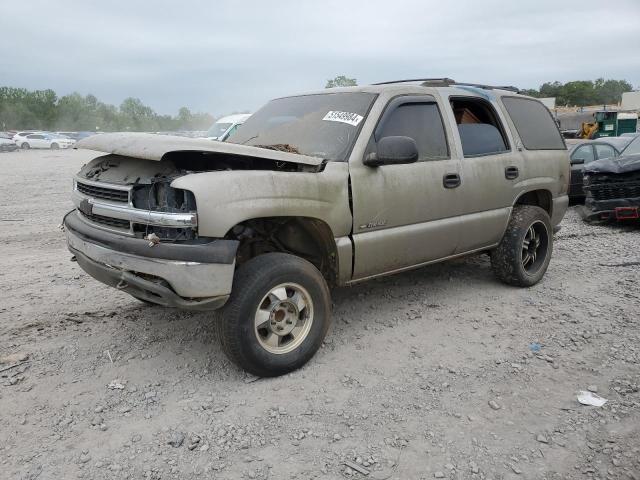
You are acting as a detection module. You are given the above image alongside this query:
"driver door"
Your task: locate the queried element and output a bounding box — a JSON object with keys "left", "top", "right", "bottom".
{"left": 349, "top": 95, "right": 463, "bottom": 279}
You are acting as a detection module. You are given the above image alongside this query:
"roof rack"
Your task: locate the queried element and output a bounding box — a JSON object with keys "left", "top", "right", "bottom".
{"left": 372, "top": 78, "right": 520, "bottom": 93}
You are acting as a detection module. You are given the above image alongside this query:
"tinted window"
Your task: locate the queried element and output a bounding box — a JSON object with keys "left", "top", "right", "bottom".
{"left": 29, "top": 134, "right": 44, "bottom": 139}
{"left": 502, "top": 97, "right": 565, "bottom": 150}
{"left": 377, "top": 103, "right": 448, "bottom": 161}
{"left": 595, "top": 144, "right": 616, "bottom": 160}
{"left": 572, "top": 145, "right": 594, "bottom": 163}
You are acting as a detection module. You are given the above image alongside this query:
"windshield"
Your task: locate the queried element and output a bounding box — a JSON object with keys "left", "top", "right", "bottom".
{"left": 206, "top": 122, "right": 232, "bottom": 138}
{"left": 227, "top": 92, "right": 376, "bottom": 161}
{"left": 621, "top": 135, "right": 640, "bottom": 156}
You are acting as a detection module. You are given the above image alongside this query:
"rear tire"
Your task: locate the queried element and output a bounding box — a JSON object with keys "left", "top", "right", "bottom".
{"left": 50, "top": 143, "right": 59, "bottom": 149}
{"left": 21, "top": 142, "right": 30, "bottom": 149}
{"left": 491, "top": 205, "right": 553, "bottom": 287}
{"left": 216, "top": 253, "right": 331, "bottom": 377}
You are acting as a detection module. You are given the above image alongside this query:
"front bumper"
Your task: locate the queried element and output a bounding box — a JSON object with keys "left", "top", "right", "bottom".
{"left": 580, "top": 198, "right": 640, "bottom": 222}
{"left": 64, "top": 210, "right": 239, "bottom": 311}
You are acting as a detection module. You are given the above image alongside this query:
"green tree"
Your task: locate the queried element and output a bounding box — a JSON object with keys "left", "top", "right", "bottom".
{"left": 519, "top": 88, "right": 540, "bottom": 98}
{"left": 539, "top": 81, "right": 563, "bottom": 99}
{"left": 325, "top": 75, "right": 357, "bottom": 88}
{"left": 120, "top": 97, "right": 156, "bottom": 131}
{"left": 593, "top": 78, "right": 633, "bottom": 105}
{"left": 525, "top": 78, "right": 633, "bottom": 107}
{"left": 0, "top": 86, "right": 217, "bottom": 132}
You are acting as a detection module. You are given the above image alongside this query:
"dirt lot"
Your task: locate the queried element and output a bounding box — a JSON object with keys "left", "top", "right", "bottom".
{"left": 1, "top": 149, "right": 639, "bottom": 480}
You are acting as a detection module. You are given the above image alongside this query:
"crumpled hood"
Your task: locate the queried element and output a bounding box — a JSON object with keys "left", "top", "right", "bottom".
{"left": 76, "top": 132, "right": 324, "bottom": 167}
{"left": 585, "top": 153, "right": 640, "bottom": 174}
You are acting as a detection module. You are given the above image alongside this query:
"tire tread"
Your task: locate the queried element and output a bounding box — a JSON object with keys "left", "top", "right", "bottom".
{"left": 491, "top": 205, "right": 553, "bottom": 287}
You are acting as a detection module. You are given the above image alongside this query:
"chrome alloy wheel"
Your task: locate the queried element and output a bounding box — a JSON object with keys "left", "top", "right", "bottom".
{"left": 521, "top": 220, "right": 549, "bottom": 274}
{"left": 254, "top": 283, "right": 314, "bottom": 354}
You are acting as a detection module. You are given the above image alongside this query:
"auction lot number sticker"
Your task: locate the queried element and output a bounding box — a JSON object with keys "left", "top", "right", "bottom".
{"left": 323, "top": 111, "right": 364, "bottom": 127}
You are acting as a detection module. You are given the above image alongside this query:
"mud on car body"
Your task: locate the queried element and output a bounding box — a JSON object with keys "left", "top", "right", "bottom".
{"left": 64, "top": 79, "right": 569, "bottom": 377}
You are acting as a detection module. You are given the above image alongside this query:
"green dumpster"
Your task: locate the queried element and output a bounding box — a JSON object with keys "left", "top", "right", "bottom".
{"left": 594, "top": 111, "right": 638, "bottom": 137}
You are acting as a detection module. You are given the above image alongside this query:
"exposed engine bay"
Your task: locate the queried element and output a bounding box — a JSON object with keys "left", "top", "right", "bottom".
{"left": 75, "top": 151, "right": 321, "bottom": 242}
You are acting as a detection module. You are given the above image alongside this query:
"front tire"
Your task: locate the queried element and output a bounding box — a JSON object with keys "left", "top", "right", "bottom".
{"left": 216, "top": 253, "right": 331, "bottom": 377}
{"left": 21, "top": 142, "right": 30, "bottom": 149}
{"left": 50, "top": 143, "right": 59, "bottom": 149}
{"left": 491, "top": 205, "right": 553, "bottom": 287}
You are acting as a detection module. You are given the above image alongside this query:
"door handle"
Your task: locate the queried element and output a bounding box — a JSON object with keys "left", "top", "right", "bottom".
{"left": 505, "top": 166, "right": 519, "bottom": 180}
{"left": 443, "top": 173, "right": 461, "bottom": 189}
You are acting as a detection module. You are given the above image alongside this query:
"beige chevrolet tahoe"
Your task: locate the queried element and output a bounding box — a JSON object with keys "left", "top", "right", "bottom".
{"left": 64, "top": 79, "right": 570, "bottom": 377}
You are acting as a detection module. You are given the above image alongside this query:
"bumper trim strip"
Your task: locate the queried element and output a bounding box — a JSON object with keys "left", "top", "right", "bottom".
{"left": 64, "top": 210, "right": 238, "bottom": 264}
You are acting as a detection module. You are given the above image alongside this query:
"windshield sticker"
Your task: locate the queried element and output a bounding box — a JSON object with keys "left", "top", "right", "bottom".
{"left": 322, "top": 111, "right": 363, "bottom": 127}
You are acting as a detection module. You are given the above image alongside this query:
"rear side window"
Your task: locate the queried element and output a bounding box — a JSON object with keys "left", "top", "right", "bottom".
{"left": 502, "top": 97, "right": 565, "bottom": 150}
{"left": 450, "top": 97, "right": 509, "bottom": 157}
{"left": 595, "top": 144, "right": 616, "bottom": 160}
{"left": 377, "top": 103, "right": 449, "bottom": 161}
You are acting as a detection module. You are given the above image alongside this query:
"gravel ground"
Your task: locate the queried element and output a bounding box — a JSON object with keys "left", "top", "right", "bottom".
{"left": 1, "top": 149, "right": 639, "bottom": 480}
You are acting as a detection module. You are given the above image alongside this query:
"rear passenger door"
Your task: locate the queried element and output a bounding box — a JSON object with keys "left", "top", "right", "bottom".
{"left": 446, "top": 94, "right": 521, "bottom": 254}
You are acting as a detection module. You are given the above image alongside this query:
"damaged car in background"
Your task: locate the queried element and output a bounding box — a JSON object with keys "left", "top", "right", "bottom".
{"left": 63, "top": 79, "right": 569, "bottom": 377}
{"left": 582, "top": 134, "right": 640, "bottom": 222}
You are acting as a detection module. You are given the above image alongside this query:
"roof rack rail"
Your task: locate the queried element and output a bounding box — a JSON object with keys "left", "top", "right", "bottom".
{"left": 373, "top": 78, "right": 456, "bottom": 86}
{"left": 372, "top": 78, "right": 520, "bottom": 93}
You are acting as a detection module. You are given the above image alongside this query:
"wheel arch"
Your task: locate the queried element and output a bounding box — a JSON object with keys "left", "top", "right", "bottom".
{"left": 513, "top": 189, "right": 553, "bottom": 217}
{"left": 225, "top": 216, "right": 340, "bottom": 287}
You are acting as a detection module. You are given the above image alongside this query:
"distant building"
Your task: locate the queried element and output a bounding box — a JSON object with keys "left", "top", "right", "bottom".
{"left": 621, "top": 91, "right": 640, "bottom": 111}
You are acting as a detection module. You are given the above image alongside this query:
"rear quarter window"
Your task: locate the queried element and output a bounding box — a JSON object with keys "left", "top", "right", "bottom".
{"left": 501, "top": 97, "right": 565, "bottom": 150}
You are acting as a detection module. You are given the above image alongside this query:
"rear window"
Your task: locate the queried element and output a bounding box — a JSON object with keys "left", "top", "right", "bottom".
{"left": 502, "top": 97, "right": 565, "bottom": 150}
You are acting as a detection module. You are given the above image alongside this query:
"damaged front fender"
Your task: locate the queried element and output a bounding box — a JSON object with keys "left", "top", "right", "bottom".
{"left": 170, "top": 161, "right": 352, "bottom": 238}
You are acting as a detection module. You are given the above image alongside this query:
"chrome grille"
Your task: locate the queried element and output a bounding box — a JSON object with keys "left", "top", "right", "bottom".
{"left": 588, "top": 181, "right": 640, "bottom": 201}
{"left": 80, "top": 211, "right": 130, "bottom": 230}
{"left": 77, "top": 181, "right": 129, "bottom": 203}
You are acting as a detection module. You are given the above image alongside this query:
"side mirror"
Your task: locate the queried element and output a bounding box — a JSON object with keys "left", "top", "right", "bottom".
{"left": 571, "top": 158, "right": 585, "bottom": 165}
{"left": 364, "top": 136, "right": 419, "bottom": 167}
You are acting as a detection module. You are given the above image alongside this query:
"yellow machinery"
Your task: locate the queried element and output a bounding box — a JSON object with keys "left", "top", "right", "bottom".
{"left": 576, "top": 121, "right": 598, "bottom": 139}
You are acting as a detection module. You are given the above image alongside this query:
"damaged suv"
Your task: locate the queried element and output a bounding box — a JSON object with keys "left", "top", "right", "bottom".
{"left": 583, "top": 134, "right": 640, "bottom": 222}
{"left": 64, "top": 79, "right": 569, "bottom": 376}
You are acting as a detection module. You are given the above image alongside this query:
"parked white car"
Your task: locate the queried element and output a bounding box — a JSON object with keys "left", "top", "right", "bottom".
{"left": 204, "top": 113, "right": 252, "bottom": 141}
{"left": 0, "top": 137, "right": 18, "bottom": 152}
{"left": 12, "top": 131, "right": 37, "bottom": 144}
{"left": 15, "top": 133, "right": 76, "bottom": 150}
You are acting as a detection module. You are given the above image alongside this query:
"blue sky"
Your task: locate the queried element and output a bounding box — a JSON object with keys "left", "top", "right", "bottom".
{"left": 2, "top": 0, "right": 639, "bottom": 116}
